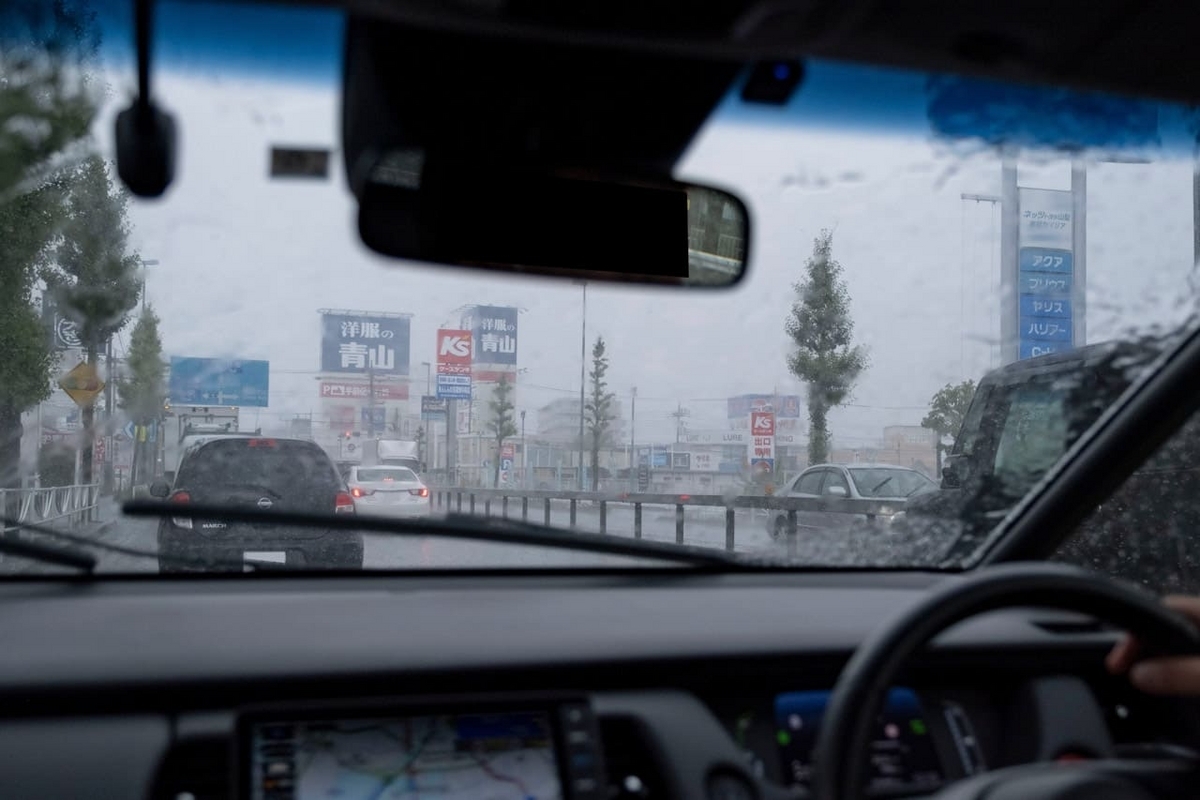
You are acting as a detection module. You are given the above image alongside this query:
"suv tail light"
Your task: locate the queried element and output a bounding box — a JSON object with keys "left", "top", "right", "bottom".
{"left": 169, "top": 490, "right": 193, "bottom": 529}
{"left": 409, "top": 487, "right": 429, "bottom": 498}
{"left": 350, "top": 486, "right": 374, "bottom": 498}
{"left": 335, "top": 492, "right": 355, "bottom": 514}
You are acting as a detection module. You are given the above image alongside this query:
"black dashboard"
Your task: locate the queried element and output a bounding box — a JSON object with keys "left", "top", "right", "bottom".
{"left": 0, "top": 570, "right": 1193, "bottom": 800}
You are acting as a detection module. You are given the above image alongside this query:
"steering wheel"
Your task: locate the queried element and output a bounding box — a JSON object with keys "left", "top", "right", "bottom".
{"left": 812, "top": 562, "right": 1200, "bottom": 800}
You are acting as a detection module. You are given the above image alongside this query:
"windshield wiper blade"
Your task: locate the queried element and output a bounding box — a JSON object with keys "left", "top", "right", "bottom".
{"left": 122, "top": 500, "right": 750, "bottom": 568}
{"left": 0, "top": 520, "right": 97, "bottom": 572}
{"left": 871, "top": 477, "right": 894, "bottom": 494}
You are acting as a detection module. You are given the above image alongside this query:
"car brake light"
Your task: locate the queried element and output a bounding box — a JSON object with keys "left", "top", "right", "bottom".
{"left": 169, "top": 491, "right": 193, "bottom": 529}
{"left": 335, "top": 492, "right": 355, "bottom": 514}
{"left": 247, "top": 438, "right": 278, "bottom": 447}
{"left": 350, "top": 486, "right": 375, "bottom": 498}
{"left": 409, "top": 487, "right": 429, "bottom": 498}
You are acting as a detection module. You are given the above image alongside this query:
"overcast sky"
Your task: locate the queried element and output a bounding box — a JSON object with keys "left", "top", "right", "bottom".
{"left": 87, "top": 6, "right": 1198, "bottom": 447}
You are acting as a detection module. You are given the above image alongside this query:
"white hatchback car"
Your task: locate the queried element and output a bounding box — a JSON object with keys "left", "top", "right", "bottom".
{"left": 345, "top": 466, "right": 432, "bottom": 518}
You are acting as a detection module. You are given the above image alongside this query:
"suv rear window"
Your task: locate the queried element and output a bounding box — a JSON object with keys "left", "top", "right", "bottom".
{"left": 176, "top": 439, "right": 341, "bottom": 495}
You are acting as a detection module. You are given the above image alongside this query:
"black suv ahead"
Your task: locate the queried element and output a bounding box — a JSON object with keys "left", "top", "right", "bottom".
{"left": 150, "top": 436, "right": 364, "bottom": 572}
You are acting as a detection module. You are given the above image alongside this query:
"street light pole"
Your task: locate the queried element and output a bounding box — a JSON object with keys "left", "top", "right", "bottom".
{"left": 630, "top": 386, "right": 637, "bottom": 491}
{"left": 140, "top": 259, "right": 159, "bottom": 313}
{"left": 577, "top": 281, "right": 587, "bottom": 490}
{"left": 520, "top": 410, "right": 527, "bottom": 488}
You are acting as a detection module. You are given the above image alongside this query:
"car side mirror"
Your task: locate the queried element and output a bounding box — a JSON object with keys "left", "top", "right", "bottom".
{"left": 942, "top": 455, "right": 969, "bottom": 489}
{"left": 149, "top": 480, "right": 171, "bottom": 498}
{"left": 825, "top": 484, "right": 849, "bottom": 498}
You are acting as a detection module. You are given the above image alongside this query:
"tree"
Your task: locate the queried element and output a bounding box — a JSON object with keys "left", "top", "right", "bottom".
{"left": 117, "top": 306, "right": 165, "bottom": 484}
{"left": 486, "top": 375, "right": 518, "bottom": 488}
{"left": 785, "top": 230, "right": 868, "bottom": 465}
{"left": 0, "top": 0, "right": 100, "bottom": 499}
{"left": 921, "top": 379, "right": 977, "bottom": 474}
{"left": 585, "top": 336, "right": 616, "bottom": 491}
{"left": 44, "top": 154, "right": 142, "bottom": 485}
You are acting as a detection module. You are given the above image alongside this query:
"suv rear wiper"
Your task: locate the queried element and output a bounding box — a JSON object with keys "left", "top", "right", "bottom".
{"left": 122, "top": 500, "right": 750, "bottom": 568}
{"left": 0, "top": 519, "right": 97, "bottom": 572}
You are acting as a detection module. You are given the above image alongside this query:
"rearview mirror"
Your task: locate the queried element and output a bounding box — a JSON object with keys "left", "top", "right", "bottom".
{"left": 356, "top": 156, "right": 749, "bottom": 287}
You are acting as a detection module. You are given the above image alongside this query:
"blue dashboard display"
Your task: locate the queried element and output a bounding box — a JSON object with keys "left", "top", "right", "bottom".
{"left": 774, "top": 688, "right": 943, "bottom": 793}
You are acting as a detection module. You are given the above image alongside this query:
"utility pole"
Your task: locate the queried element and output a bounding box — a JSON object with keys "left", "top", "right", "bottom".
{"left": 520, "top": 409, "right": 527, "bottom": 488}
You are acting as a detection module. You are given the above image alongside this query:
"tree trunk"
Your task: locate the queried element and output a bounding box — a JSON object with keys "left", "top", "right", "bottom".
{"left": 590, "top": 436, "right": 600, "bottom": 491}
{"left": 807, "top": 395, "right": 829, "bottom": 466}
{"left": 80, "top": 341, "right": 98, "bottom": 487}
{"left": 0, "top": 403, "right": 23, "bottom": 528}
{"left": 493, "top": 441, "right": 501, "bottom": 488}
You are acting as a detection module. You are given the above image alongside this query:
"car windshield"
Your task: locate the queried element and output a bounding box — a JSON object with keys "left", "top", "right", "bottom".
{"left": 847, "top": 469, "right": 934, "bottom": 499}
{"left": 356, "top": 468, "right": 418, "bottom": 483}
{"left": 4, "top": 0, "right": 1200, "bottom": 584}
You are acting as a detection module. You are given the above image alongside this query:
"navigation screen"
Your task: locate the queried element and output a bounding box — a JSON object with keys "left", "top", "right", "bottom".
{"left": 249, "top": 711, "right": 562, "bottom": 800}
{"left": 774, "top": 688, "right": 943, "bottom": 793}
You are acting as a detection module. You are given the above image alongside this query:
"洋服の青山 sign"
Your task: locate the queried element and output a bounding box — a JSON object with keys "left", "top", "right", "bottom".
{"left": 320, "top": 312, "right": 411, "bottom": 376}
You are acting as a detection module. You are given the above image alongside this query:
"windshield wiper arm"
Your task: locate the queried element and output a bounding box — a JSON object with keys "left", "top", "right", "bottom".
{"left": 122, "top": 500, "right": 750, "bottom": 568}
{"left": 0, "top": 520, "right": 97, "bottom": 572}
{"left": 871, "top": 477, "right": 894, "bottom": 494}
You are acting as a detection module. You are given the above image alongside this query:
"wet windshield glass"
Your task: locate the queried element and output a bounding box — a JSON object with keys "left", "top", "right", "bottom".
{"left": 2, "top": 0, "right": 1198, "bottom": 578}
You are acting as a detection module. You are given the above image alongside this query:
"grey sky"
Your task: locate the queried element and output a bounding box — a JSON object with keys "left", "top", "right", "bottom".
{"left": 92, "top": 61, "right": 1197, "bottom": 447}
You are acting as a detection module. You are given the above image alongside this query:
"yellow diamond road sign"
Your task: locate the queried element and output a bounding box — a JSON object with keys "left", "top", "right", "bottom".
{"left": 59, "top": 361, "right": 105, "bottom": 408}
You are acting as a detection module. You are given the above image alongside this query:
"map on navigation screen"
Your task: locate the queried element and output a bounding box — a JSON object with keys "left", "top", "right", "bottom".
{"left": 250, "top": 711, "right": 562, "bottom": 800}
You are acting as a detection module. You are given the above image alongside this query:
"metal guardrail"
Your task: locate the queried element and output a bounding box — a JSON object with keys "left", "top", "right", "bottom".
{"left": 432, "top": 488, "right": 901, "bottom": 552}
{"left": 0, "top": 484, "right": 102, "bottom": 532}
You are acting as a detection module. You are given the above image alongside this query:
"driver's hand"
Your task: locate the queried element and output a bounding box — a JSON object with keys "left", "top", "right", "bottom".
{"left": 1107, "top": 595, "right": 1200, "bottom": 695}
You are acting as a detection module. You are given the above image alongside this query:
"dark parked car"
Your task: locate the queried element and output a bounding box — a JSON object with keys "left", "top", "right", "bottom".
{"left": 151, "top": 436, "right": 363, "bottom": 572}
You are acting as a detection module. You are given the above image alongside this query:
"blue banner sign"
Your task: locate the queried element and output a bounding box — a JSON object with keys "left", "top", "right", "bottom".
{"left": 436, "top": 373, "right": 472, "bottom": 400}
{"left": 1020, "top": 274, "right": 1072, "bottom": 294}
{"left": 727, "top": 394, "right": 802, "bottom": 419}
{"left": 1020, "top": 341, "right": 1068, "bottom": 360}
{"left": 1019, "top": 248, "right": 1073, "bottom": 274}
{"left": 1019, "top": 296, "right": 1072, "bottom": 319}
{"left": 168, "top": 357, "right": 269, "bottom": 407}
{"left": 1021, "top": 318, "right": 1073, "bottom": 342}
{"left": 360, "top": 407, "right": 386, "bottom": 428}
{"left": 320, "top": 312, "right": 410, "bottom": 377}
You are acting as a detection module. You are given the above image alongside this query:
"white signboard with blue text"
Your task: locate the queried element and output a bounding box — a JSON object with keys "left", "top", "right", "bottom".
{"left": 1017, "top": 187, "right": 1074, "bottom": 360}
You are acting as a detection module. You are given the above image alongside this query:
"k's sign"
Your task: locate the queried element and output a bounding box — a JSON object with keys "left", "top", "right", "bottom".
{"left": 320, "top": 313, "right": 410, "bottom": 377}
{"left": 750, "top": 411, "right": 775, "bottom": 437}
{"left": 436, "top": 329, "right": 473, "bottom": 374}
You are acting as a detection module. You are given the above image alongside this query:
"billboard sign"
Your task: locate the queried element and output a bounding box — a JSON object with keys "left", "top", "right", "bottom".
{"left": 461, "top": 305, "right": 518, "bottom": 365}
{"left": 361, "top": 407, "right": 386, "bottom": 428}
{"left": 421, "top": 396, "right": 448, "bottom": 420}
{"left": 168, "top": 357, "right": 270, "bottom": 407}
{"left": 749, "top": 410, "right": 775, "bottom": 468}
{"left": 1017, "top": 188, "right": 1075, "bottom": 360}
{"left": 320, "top": 381, "right": 407, "bottom": 400}
{"left": 320, "top": 312, "right": 410, "bottom": 377}
{"left": 436, "top": 329, "right": 474, "bottom": 399}
{"left": 727, "top": 394, "right": 801, "bottom": 419}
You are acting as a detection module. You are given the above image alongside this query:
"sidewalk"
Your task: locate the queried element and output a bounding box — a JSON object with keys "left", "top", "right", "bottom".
{"left": 0, "top": 497, "right": 122, "bottom": 575}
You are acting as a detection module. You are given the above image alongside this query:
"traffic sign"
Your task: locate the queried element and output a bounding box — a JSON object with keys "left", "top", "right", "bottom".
{"left": 58, "top": 361, "right": 104, "bottom": 407}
